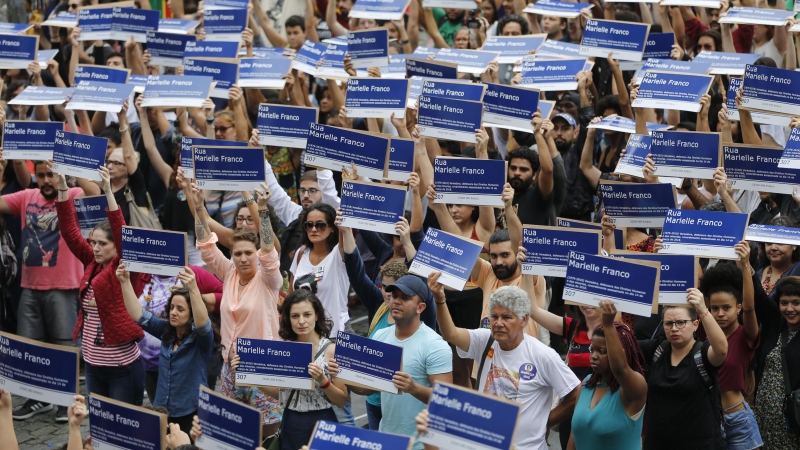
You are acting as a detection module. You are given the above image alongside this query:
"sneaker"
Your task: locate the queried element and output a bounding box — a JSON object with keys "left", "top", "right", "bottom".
{"left": 12, "top": 400, "right": 53, "bottom": 420}
{"left": 55, "top": 406, "right": 69, "bottom": 423}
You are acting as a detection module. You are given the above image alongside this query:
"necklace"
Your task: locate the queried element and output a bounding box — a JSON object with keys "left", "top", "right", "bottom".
{"left": 763, "top": 265, "right": 790, "bottom": 295}
{"left": 239, "top": 277, "right": 251, "bottom": 287}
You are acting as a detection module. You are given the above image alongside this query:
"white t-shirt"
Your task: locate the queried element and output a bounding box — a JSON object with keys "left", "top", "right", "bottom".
{"left": 458, "top": 329, "right": 580, "bottom": 450}
{"left": 290, "top": 244, "right": 350, "bottom": 335}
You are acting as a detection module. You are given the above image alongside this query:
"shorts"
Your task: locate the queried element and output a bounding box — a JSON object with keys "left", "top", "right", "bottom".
{"left": 221, "top": 363, "right": 282, "bottom": 425}
{"left": 723, "top": 401, "right": 763, "bottom": 450}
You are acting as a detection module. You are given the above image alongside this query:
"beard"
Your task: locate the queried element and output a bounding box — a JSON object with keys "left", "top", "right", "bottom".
{"left": 508, "top": 175, "right": 533, "bottom": 193}
{"left": 554, "top": 139, "right": 572, "bottom": 153}
{"left": 40, "top": 185, "right": 57, "bottom": 200}
{"left": 492, "top": 260, "right": 519, "bottom": 280}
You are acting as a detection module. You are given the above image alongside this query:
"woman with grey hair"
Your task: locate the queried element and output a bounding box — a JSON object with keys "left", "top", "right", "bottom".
{"left": 428, "top": 272, "right": 580, "bottom": 450}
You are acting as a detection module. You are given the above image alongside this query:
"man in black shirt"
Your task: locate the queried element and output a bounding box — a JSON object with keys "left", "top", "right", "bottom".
{"left": 507, "top": 115, "right": 555, "bottom": 226}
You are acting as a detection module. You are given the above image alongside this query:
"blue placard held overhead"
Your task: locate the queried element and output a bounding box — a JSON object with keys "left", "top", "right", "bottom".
{"left": 293, "top": 39, "right": 327, "bottom": 75}
{"left": 183, "top": 57, "right": 239, "bottom": 98}
{"left": 600, "top": 181, "right": 676, "bottom": 228}
{"left": 7, "top": 86, "right": 73, "bottom": 106}
{"left": 418, "top": 96, "right": 483, "bottom": 143}
{"left": 204, "top": 0, "right": 250, "bottom": 9}
{"left": 432, "top": 48, "right": 499, "bottom": 75}
{"left": 613, "top": 252, "right": 697, "bottom": 305}
{"left": 649, "top": 130, "right": 721, "bottom": 179}
{"left": 316, "top": 43, "right": 349, "bottom": 80}
{"left": 349, "top": 0, "right": 408, "bottom": 20}
{"left": 519, "top": 58, "right": 585, "bottom": 91}
{"left": 406, "top": 75, "right": 425, "bottom": 108}
{"left": 564, "top": 251, "right": 660, "bottom": 316}
{"left": 746, "top": 223, "right": 800, "bottom": 246}
{"left": 305, "top": 124, "right": 391, "bottom": 179}
{"left": 309, "top": 421, "right": 413, "bottom": 450}
{"left": 146, "top": 31, "right": 194, "bottom": 67}
{"left": 719, "top": 6, "right": 794, "bottom": 26}
{"left": 257, "top": 104, "right": 318, "bottom": 149}
{"left": 196, "top": 386, "right": 263, "bottom": 450}
{"left": 780, "top": 128, "right": 800, "bottom": 169}
{"left": 741, "top": 63, "right": 800, "bottom": 116}
{"left": 121, "top": 227, "right": 187, "bottom": 276}
{"left": 620, "top": 32, "right": 675, "bottom": 71}
{"left": 482, "top": 83, "right": 539, "bottom": 132}
{"left": 238, "top": 56, "right": 292, "bottom": 89}
{"left": 74, "top": 64, "right": 130, "bottom": 84}
{"left": 157, "top": 18, "right": 200, "bottom": 34}
{"left": 74, "top": 195, "right": 110, "bottom": 238}
{"left": 180, "top": 137, "right": 247, "bottom": 178}
{"left": 724, "top": 144, "right": 797, "bottom": 194}
{"left": 587, "top": 116, "right": 669, "bottom": 134}
{"left": 409, "top": 228, "right": 483, "bottom": 290}
{"left": 387, "top": 138, "right": 415, "bottom": 182}
{"left": 633, "top": 58, "right": 712, "bottom": 85}
{"left": 110, "top": 7, "right": 159, "bottom": 42}
{"left": 347, "top": 28, "right": 389, "bottom": 68}
{"left": 345, "top": 78, "right": 409, "bottom": 119}
{"left": 141, "top": 75, "right": 215, "bottom": 108}
{"left": 52, "top": 130, "right": 107, "bottom": 181}
{"left": 523, "top": 0, "right": 591, "bottom": 18}
{"left": 522, "top": 225, "right": 601, "bottom": 277}
{"left": 694, "top": 51, "right": 760, "bottom": 76}
{"left": 558, "top": 217, "right": 625, "bottom": 251}
{"left": 43, "top": 12, "right": 78, "bottom": 28}
{"left": 89, "top": 394, "right": 166, "bottom": 450}
{"left": 235, "top": 337, "right": 313, "bottom": 389}
{"left": 0, "top": 331, "right": 80, "bottom": 407}
{"left": 726, "top": 76, "right": 790, "bottom": 125}
{"left": 406, "top": 57, "right": 458, "bottom": 80}
{"left": 340, "top": 180, "right": 407, "bottom": 234}
{"left": 193, "top": 146, "right": 266, "bottom": 191}
{"left": 1, "top": 121, "right": 63, "bottom": 160}
{"left": 433, "top": 157, "right": 506, "bottom": 207}
{"left": 614, "top": 134, "right": 651, "bottom": 179}
{"left": 0, "top": 22, "right": 33, "bottom": 34}
{"left": 77, "top": 7, "right": 115, "bottom": 40}
{"left": 481, "top": 35, "right": 546, "bottom": 64}
{"left": 536, "top": 39, "right": 582, "bottom": 58}
{"left": 422, "top": 79, "right": 486, "bottom": 102}
{"left": 184, "top": 40, "right": 241, "bottom": 58}
{"left": 66, "top": 80, "right": 135, "bottom": 113}
{"left": 631, "top": 71, "right": 713, "bottom": 113}
{"left": 0, "top": 34, "right": 38, "bottom": 69}
{"left": 660, "top": 209, "right": 748, "bottom": 259}
{"left": 383, "top": 54, "right": 407, "bottom": 79}
{"left": 580, "top": 19, "right": 649, "bottom": 61}
{"left": 203, "top": 8, "right": 247, "bottom": 41}
{"left": 334, "top": 331, "right": 403, "bottom": 393}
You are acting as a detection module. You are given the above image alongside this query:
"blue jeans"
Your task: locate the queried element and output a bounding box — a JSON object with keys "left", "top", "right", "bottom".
{"left": 332, "top": 393, "right": 355, "bottom": 426}
{"left": 366, "top": 402, "right": 382, "bottom": 430}
{"left": 85, "top": 358, "right": 145, "bottom": 406}
{"left": 723, "top": 401, "right": 763, "bottom": 450}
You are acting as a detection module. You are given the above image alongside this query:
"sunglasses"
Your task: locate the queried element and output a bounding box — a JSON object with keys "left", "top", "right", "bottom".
{"left": 695, "top": 43, "right": 714, "bottom": 51}
{"left": 304, "top": 221, "right": 329, "bottom": 231}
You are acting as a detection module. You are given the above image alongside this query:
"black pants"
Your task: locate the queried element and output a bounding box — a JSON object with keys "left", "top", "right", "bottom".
{"left": 169, "top": 411, "right": 196, "bottom": 440}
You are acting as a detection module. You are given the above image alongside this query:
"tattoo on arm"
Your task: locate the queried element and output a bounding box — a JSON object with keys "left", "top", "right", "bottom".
{"left": 195, "top": 206, "right": 210, "bottom": 242}
{"left": 259, "top": 210, "right": 274, "bottom": 246}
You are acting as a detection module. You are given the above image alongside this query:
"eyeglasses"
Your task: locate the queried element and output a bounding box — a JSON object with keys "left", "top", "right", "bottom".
{"left": 695, "top": 43, "right": 714, "bottom": 51}
{"left": 663, "top": 319, "right": 693, "bottom": 329}
{"left": 304, "top": 221, "right": 329, "bottom": 231}
{"left": 299, "top": 188, "right": 319, "bottom": 196}
{"left": 236, "top": 216, "right": 254, "bottom": 224}
{"left": 105, "top": 160, "right": 125, "bottom": 167}
{"left": 215, "top": 124, "right": 233, "bottom": 134}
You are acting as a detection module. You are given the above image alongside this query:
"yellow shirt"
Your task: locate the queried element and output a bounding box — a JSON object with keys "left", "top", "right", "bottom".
{"left": 475, "top": 258, "right": 546, "bottom": 339}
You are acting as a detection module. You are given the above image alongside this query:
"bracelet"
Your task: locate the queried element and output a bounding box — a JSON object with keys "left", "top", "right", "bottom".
{"left": 436, "top": 301, "right": 446, "bottom": 305}
{"left": 398, "top": 39, "right": 409, "bottom": 45}
{"left": 206, "top": 117, "right": 214, "bottom": 124}
{"left": 58, "top": 189, "right": 68, "bottom": 192}
{"left": 243, "top": 196, "right": 255, "bottom": 204}
{"left": 118, "top": 126, "right": 129, "bottom": 133}
{"left": 697, "top": 311, "right": 708, "bottom": 320}
{"left": 320, "top": 379, "right": 332, "bottom": 390}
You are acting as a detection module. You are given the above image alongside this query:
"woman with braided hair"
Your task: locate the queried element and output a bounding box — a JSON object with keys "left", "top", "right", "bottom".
{"left": 567, "top": 300, "right": 648, "bottom": 450}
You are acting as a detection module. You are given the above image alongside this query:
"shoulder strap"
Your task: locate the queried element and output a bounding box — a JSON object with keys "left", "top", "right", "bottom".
{"left": 295, "top": 245, "right": 307, "bottom": 266}
{"left": 781, "top": 327, "right": 794, "bottom": 396}
{"left": 475, "top": 335, "right": 495, "bottom": 391}
{"left": 651, "top": 340, "right": 670, "bottom": 365}
{"left": 692, "top": 341, "right": 712, "bottom": 391}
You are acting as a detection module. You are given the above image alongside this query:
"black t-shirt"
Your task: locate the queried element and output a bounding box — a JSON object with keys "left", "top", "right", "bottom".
{"left": 513, "top": 183, "right": 554, "bottom": 226}
{"left": 639, "top": 339, "right": 724, "bottom": 450}
{"left": 108, "top": 169, "right": 148, "bottom": 225}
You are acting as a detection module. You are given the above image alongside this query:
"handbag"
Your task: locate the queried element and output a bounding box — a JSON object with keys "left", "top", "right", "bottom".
{"left": 780, "top": 327, "right": 800, "bottom": 433}
{"left": 263, "top": 339, "right": 334, "bottom": 450}
{"left": 124, "top": 187, "right": 162, "bottom": 230}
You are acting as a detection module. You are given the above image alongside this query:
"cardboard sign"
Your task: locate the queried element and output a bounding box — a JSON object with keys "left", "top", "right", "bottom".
{"left": 238, "top": 56, "right": 292, "bottom": 89}
{"left": 694, "top": 51, "right": 760, "bottom": 76}
{"left": 309, "top": 421, "right": 413, "bottom": 450}
{"left": 183, "top": 57, "right": 239, "bottom": 98}
{"left": 519, "top": 58, "right": 585, "bottom": 91}
{"left": 614, "top": 134, "right": 651, "bottom": 179}
{"left": 203, "top": 8, "right": 248, "bottom": 41}
{"left": 0, "top": 34, "right": 38, "bottom": 69}
{"left": 633, "top": 58, "right": 712, "bottom": 85}
{"left": 631, "top": 71, "right": 713, "bottom": 113}
{"left": 660, "top": 209, "right": 748, "bottom": 259}
{"left": 522, "top": 225, "right": 602, "bottom": 277}
{"left": 256, "top": 104, "right": 319, "bottom": 149}
{"left": 418, "top": 95, "right": 483, "bottom": 143}
{"left": 612, "top": 251, "right": 696, "bottom": 305}
{"left": 599, "top": 181, "right": 677, "bottom": 228}
{"left": 746, "top": 223, "right": 800, "bottom": 246}
{"left": 719, "top": 7, "right": 794, "bottom": 26}
{"left": 184, "top": 40, "right": 241, "bottom": 58}
{"left": 725, "top": 144, "right": 799, "bottom": 194}
{"left": 780, "top": 128, "right": 800, "bottom": 169}
{"left": 121, "top": 227, "right": 188, "bottom": 276}
{"left": 193, "top": 146, "right": 266, "bottom": 190}
{"left": 349, "top": 0, "right": 410, "bottom": 20}
{"left": 0, "top": 331, "right": 79, "bottom": 407}
{"left": 564, "top": 251, "right": 660, "bottom": 316}
{"left": 726, "top": 77, "right": 790, "bottom": 125}
{"left": 387, "top": 137, "right": 415, "bottom": 182}
{"left": 481, "top": 35, "right": 546, "bottom": 64}
{"left": 348, "top": 28, "right": 389, "bottom": 68}
{"left": 180, "top": 137, "right": 247, "bottom": 178}
{"left": 1, "top": 121, "right": 63, "bottom": 160}
{"left": 196, "top": 386, "right": 263, "bottom": 450}
{"left": 649, "top": 130, "right": 721, "bottom": 179}
{"left": 482, "top": 83, "right": 539, "bottom": 132}
{"left": 304, "top": 124, "right": 391, "bottom": 179}
{"left": 66, "top": 80, "right": 135, "bottom": 113}
{"left": 140, "top": 75, "right": 215, "bottom": 108}
{"left": 433, "top": 157, "right": 507, "bottom": 207}
{"left": 157, "top": 18, "right": 200, "bottom": 34}
{"left": 741, "top": 63, "right": 800, "bottom": 116}
{"left": 619, "top": 32, "right": 675, "bottom": 71}
{"left": 523, "top": 0, "right": 592, "bottom": 18}
{"left": 579, "top": 19, "right": 649, "bottom": 61}
{"left": 432, "top": 48, "right": 499, "bottom": 74}
{"left": 409, "top": 228, "right": 483, "bottom": 290}
{"left": 422, "top": 79, "right": 486, "bottom": 102}
{"left": 234, "top": 338, "right": 313, "bottom": 389}
{"left": 89, "top": 394, "right": 166, "bottom": 450}
{"left": 8, "top": 86, "right": 74, "bottom": 105}
{"left": 340, "top": 180, "right": 407, "bottom": 234}
{"left": 558, "top": 217, "right": 625, "bottom": 251}
{"left": 146, "top": 31, "right": 195, "bottom": 67}
{"left": 345, "top": 78, "right": 410, "bottom": 118}
{"left": 293, "top": 39, "right": 327, "bottom": 75}
{"left": 52, "top": 130, "right": 108, "bottom": 181}
{"left": 406, "top": 57, "right": 458, "bottom": 80}
{"left": 333, "top": 331, "right": 403, "bottom": 394}
{"left": 74, "top": 196, "right": 110, "bottom": 238}
{"left": 536, "top": 39, "right": 582, "bottom": 58}
{"left": 74, "top": 64, "right": 131, "bottom": 84}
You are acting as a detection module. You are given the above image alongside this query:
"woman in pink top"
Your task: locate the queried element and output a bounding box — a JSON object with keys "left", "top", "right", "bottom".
{"left": 192, "top": 182, "right": 283, "bottom": 437}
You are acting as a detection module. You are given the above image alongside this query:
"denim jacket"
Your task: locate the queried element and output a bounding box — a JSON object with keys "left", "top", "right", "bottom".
{"left": 137, "top": 310, "right": 214, "bottom": 416}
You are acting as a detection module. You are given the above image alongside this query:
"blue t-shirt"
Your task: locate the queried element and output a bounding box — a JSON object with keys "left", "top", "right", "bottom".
{"left": 373, "top": 323, "right": 452, "bottom": 450}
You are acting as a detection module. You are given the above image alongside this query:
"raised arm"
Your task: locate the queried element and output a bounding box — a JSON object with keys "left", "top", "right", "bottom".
{"left": 503, "top": 183, "right": 521, "bottom": 251}
{"left": 533, "top": 114, "right": 554, "bottom": 199}
{"left": 598, "top": 300, "right": 647, "bottom": 414}
{"left": 325, "top": 0, "right": 348, "bottom": 37}
{"left": 179, "top": 266, "right": 209, "bottom": 329}
{"left": 736, "top": 88, "right": 762, "bottom": 145}
{"left": 580, "top": 117, "right": 602, "bottom": 189}
{"left": 135, "top": 97, "right": 173, "bottom": 187}
{"left": 713, "top": 167, "right": 741, "bottom": 213}
{"left": 304, "top": 0, "right": 319, "bottom": 43}
{"left": 116, "top": 100, "right": 138, "bottom": 176}
{"left": 475, "top": 129, "right": 496, "bottom": 243}
{"left": 688, "top": 288, "right": 728, "bottom": 367}
{"left": 429, "top": 272, "right": 471, "bottom": 351}
{"left": 697, "top": 94, "right": 711, "bottom": 132}
{"left": 735, "top": 242, "right": 759, "bottom": 346}
{"left": 251, "top": 0, "right": 288, "bottom": 48}
{"left": 607, "top": 56, "right": 632, "bottom": 119}
{"left": 116, "top": 261, "right": 143, "bottom": 322}
{"left": 524, "top": 248, "right": 564, "bottom": 335}
{"left": 423, "top": 5, "right": 450, "bottom": 49}
{"left": 254, "top": 183, "right": 275, "bottom": 254}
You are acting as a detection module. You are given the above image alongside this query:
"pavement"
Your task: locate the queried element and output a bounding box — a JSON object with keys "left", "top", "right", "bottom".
{"left": 10, "top": 302, "right": 559, "bottom": 449}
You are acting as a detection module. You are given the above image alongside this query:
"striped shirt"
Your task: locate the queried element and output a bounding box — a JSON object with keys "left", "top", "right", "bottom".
{"left": 81, "top": 285, "right": 140, "bottom": 367}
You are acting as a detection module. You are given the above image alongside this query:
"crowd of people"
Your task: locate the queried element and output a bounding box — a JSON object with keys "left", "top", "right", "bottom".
{"left": 1, "top": 0, "right": 800, "bottom": 449}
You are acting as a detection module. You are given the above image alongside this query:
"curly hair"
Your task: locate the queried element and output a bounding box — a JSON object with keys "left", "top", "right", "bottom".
{"left": 487, "top": 286, "right": 530, "bottom": 320}
{"left": 584, "top": 322, "right": 646, "bottom": 393}
{"left": 279, "top": 289, "right": 333, "bottom": 341}
{"left": 380, "top": 258, "right": 408, "bottom": 282}
{"left": 699, "top": 261, "right": 743, "bottom": 305}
